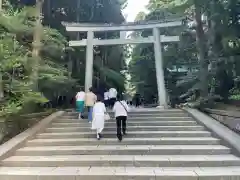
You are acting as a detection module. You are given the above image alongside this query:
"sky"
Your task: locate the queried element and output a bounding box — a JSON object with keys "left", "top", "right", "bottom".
{"left": 123, "top": 0, "right": 150, "bottom": 22}
{"left": 122, "top": 0, "right": 150, "bottom": 65}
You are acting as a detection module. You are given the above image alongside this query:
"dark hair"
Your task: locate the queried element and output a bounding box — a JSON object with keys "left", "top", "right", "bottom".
{"left": 89, "top": 87, "right": 93, "bottom": 92}
{"left": 96, "top": 95, "right": 104, "bottom": 102}
{"left": 79, "top": 86, "right": 84, "bottom": 91}
{"left": 117, "top": 94, "right": 123, "bottom": 101}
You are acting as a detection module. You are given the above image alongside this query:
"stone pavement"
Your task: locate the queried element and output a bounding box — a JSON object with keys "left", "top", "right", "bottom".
{"left": 1, "top": 109, "right": 240, "bottom": 179}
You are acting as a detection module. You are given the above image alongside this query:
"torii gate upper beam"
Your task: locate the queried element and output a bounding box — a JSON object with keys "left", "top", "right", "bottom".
{"left": 62, "top": 19, "right": 183, "bottom": 32}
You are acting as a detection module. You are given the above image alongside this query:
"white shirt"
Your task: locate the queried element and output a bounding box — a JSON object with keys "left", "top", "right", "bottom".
{"left": 113, "top": 100, "right": 129, "bottom": 117}
{"left": 104, "top": 92, "right": 109, "bottom": 100}
{"left": 93, "top": 102, "right": 106, "bottom": 115}
{"left": 76, "top": 91, "right": 85, "bottom": 101}
{"left": 108, "top": 88, "right": 117, "bottom": 98}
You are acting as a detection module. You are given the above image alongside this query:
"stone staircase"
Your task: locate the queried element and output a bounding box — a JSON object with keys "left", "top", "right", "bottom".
{"left": 1, "top": 109, "right": 240, "bottom": 179}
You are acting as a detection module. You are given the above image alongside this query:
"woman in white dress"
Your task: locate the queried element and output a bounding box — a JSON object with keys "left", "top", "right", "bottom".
{"left": 92, "top": 96, "right": 106, "bottom": 140}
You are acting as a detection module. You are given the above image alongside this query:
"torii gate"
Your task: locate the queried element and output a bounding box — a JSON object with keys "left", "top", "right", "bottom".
{"left": 63, "top": 19, "right": 183, "bottom": 108}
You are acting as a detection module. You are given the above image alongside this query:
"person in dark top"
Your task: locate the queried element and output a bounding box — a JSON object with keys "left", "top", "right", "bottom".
{"left": 135, "top": 93, "right": 141, "bottom": 107}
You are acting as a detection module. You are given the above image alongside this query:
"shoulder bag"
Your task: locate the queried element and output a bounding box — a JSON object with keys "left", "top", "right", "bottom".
{"left": 119, "top": 101, "right": 128, "bottom": 113}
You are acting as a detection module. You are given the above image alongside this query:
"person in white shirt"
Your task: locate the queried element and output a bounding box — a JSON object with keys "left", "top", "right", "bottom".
{"left": 113, "top": 94, "right": 129, "bottom": 141}
{"left": 75, "top": 89, "right": 85, "bottom": 119}
{"left": 92, "top": 96, "right": 106, "bottom": 140}
{"left": 108, "top": 88, "right": 117, "bottom": 108}
{"left": 104, "top": 90, "right": 109, "bottom": 107}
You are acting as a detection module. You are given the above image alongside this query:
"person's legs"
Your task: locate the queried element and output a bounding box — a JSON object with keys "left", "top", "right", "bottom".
{"left": 88, "top": 106, "right": 93, "bottom": 122}
{"left": 122, "top": 116, "right": 127, "bottom": 135}
{"left": 112, "top": 98, "right": 116, "bottom": 107}
{"left": 106, "top": 99, "right": 109, "bottom": 109}
{"left": 109, "top": 97, "right": 116, "bottom": 109}
{"left": 116, "top": 116, "right": 122, "bottom": 141}
{"left": 96, "top": 129, "right": 100, "bottom": 140}
{"left": 109, "top": 98, "right": 114, "bottom": 109}
{"left": 134, "top": 100, "right": 137, "bottom": 107}
{"left": 108, "top": 98, "right": 112, "bottom": 108}
{"left": 96, "top": 128, "right": 103, "bottom": 140}
{"left": 76, "top": 101, "right": 84, "bottom": 119}
{"left": 136, "top": 99, "right": 140, "bottom": 108}
{"left": 105, "top": 99, "right": 109, "bottom": 109}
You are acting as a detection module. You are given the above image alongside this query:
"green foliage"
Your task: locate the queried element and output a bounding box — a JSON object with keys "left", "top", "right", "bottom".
{"left": 0, "top": 1, "right": 76, "bottom": 117}
{"left": 229, "top": 88, "right": 240, "bottom": 100}
{"left": 229, "top": 95, "right": 240, "bottom": 100}
{"left": 0, "top": 0, "right": 128, "bottom": 117}
{"left": 129, "top": 0, "right": 240, "bottom": 106}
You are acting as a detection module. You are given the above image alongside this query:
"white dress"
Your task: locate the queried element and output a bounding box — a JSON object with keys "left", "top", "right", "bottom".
{"left": 91, "top": 102, "right": 106, "bottom": 130}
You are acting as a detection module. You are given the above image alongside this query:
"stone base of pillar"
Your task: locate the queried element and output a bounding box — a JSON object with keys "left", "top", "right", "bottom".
{"left": 156, "top": 105, "right": 169, "bottom": 109}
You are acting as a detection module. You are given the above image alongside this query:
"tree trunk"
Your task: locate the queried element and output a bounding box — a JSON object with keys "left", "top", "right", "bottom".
{"left": 207, "top": 0, "right": 224, "bottom": 95}
{"left": 194, "top": 0, "right": 209, "bottom": 97}
{"left": 31, "top": 0, "right": 44, "bottom": 91}
{"left": 208, "top": 0, "right": 223, "bottom": 57}
{"left": 68, "top": 55, "right": 72, "bottom": 78}
{"left": 0, "top": 0, "right": 3, "bottom": 100}
{"left": 0, "top": 73, "right": 3, "bottom": 101}
{"left": 76, "top": 0, "right": 81, "bottom": 75}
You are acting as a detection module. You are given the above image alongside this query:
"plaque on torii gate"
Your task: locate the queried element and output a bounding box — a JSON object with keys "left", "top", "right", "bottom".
{"left": 63, "top": 18, "right": 183, "bottom": 108}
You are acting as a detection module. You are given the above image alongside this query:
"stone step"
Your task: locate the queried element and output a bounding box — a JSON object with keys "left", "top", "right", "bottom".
{"left": 62, "top": 113, "right": 189, "bottom": 118}
{"left": 51, "top": 122, "right": 198, "bottom": 128}
{"left": 66, "top": 112, "right": 187, "bottom": 117}
{"left": 45, "top": 126, "right": 205, "bottom": 133}
{"left": 66, "top": 113, "right": 189, "bottom": 118}
{"left": 1, "top": 166, "right": 240, "bottom": 180}
{"left": 60, "top": 116, "right": 192, "bottom": 120}
{"left": 3, "top": 155, "right": 240, "bottom": 167}
{"left": 26, "top": 137, "right": 220, "bottom": 146}
{"left": 36, "top": 131, "right": 212, "bottom": 139}
{"left": 15, "top": 145, "right": 230, "bottom": 156}
{"left": 51, "top": 120, "right": 198, "bottom": 126}
{"left": 66, "top": 109, "right": 184, "bottom": 115}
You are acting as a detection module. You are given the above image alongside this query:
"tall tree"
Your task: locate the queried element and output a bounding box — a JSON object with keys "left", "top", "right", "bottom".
{"left": 193, "top": 0, "right": 208, "bottom": 97}
{"left": 130, "top": 0, "right": 240, "bottom": 106}
{"left": 31, "top": 0, "right": 43, "bottom": 91}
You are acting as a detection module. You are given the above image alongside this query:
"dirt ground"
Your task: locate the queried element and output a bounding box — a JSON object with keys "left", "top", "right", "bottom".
{"left": 214, "top": 102, "right": 240, "bottom": 111}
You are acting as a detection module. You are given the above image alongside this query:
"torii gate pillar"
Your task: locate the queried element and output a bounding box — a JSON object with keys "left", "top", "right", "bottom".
{"left": 153, "top": 27, "right": 167, "bottom": 108}
{"left": 85, "top": 31, "right": 94, "bottom": 92}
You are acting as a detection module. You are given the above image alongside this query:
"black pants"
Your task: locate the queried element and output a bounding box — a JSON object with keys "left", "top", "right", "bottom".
{"left": 104, "top": 100, "right": 109, "bottom": 107}
{"left": 135, "top": 98, "right": 140, "bottom": 107}
{"left": 116, "top": 116, "right": 127, "bottom": 140}
{"left": 109, "top": 98, "right": 116, "bottom": 108}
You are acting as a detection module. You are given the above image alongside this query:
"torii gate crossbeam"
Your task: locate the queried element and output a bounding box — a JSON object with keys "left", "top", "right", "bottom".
{"left": 63, "top": 19, "right": 183, "bottom": 108}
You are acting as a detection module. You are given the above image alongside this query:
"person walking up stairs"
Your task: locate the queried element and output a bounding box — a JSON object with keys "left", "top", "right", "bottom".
{"left": 113, "top": 94, "right": 129, "bottom": 141}
{"left": 85, "top": 87, "right": 97, "bottom": 123}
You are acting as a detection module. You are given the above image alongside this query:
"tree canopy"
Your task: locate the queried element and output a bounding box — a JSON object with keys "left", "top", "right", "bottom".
{"left": 0, "top": 0, "right": 127, "bottom": 116}
{"left": 129, "top": 0, "right": 240, "bottom": 107}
